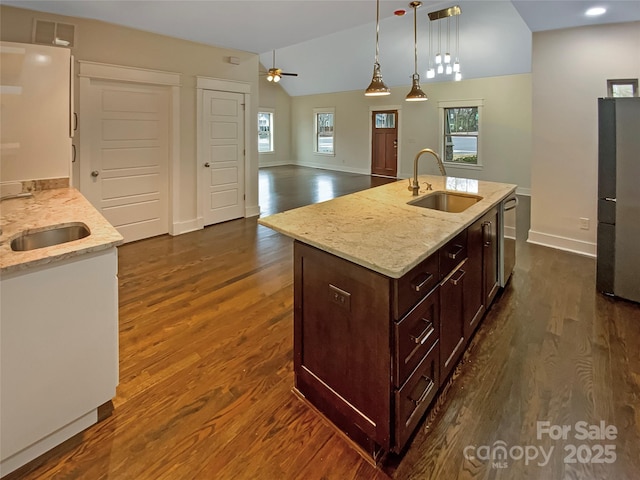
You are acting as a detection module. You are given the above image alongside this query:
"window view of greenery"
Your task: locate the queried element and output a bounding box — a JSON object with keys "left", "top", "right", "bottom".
{"left": 258, "top": 112, "right": 273, "bottom": 153}
{"left": 316, "top": 112, "right": 334, "bottom": 154}
{"left": 444, "top": 107, "right": 478, "bottom": 165}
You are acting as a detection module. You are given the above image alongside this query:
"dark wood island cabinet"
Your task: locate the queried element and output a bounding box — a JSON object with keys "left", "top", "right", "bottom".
{"left": 260, "top": 175, "right": 516, "bottom": 464}
{"left": 292, "top": 202, "right": 504, "bottom": 462}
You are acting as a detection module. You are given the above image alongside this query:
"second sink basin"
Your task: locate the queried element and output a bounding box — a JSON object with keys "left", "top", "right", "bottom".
{"left": 11, "top": 223, "right": 91, "bottom": 251}
{"left": 408, "top": 191, "right": 483, "bottom": 213}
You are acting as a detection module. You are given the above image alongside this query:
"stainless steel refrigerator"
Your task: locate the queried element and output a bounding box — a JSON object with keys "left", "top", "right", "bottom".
{"left": 597, "top": 97, "right": 640, "bottom": 303}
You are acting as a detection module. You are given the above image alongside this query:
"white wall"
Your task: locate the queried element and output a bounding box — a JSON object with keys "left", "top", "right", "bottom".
{"left": 291, "top": 74, "right": 532, "bottom": 190}
{"left": 529, "top": 21, "right": 640, "bottom": 257}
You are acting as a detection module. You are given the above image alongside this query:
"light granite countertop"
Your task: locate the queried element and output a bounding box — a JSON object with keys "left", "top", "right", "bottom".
{"left": 259, "top": 175, "right": 517, "bottom": 279}
{"left": 0, "top": 188, "right": 124, "bottom": 274}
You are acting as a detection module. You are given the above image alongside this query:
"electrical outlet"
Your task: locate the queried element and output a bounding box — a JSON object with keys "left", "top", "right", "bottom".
{"left": 580, "top": 217, "right": 590, "bottom": 230}
{"left": 328, "top": 284, "right": 351, "bottom": 311}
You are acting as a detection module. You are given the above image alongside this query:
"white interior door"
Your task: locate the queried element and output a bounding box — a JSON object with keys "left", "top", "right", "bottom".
{"left": 201, "top": 90, "right": 245, "bottom": 226}
{"left": 82, "top": 79, "right": 169, "bottom": 243}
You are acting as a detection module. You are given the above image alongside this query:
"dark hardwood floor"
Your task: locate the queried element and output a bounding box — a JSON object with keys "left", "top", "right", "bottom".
{"left": 12, "top": 166, "right": 640, "bottom": 480}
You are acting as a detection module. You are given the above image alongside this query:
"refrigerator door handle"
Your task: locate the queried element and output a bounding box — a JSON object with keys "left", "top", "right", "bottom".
{"left": 605, "top": 197, "right": 617, "bottom": 202}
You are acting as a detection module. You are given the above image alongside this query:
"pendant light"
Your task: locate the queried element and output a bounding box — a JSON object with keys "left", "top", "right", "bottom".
{"left": 406, "top": 1, "right": 427, "bottom": 102}
{"left": 428, "top": 5, "right": 462, "bottom": 80}
{"left": 426, "top": 20, "right": 435, "bottom": 79}
{"left": 453, "top": 9, "right": 461, "bottom": 81}
{"left": 365, "top": 0, "right": 390, "bottom": 96}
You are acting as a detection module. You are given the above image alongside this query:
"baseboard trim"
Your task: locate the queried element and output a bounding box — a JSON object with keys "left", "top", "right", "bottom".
{"left": 527, "top": 230, "right": 596, "bottom": 258}
{"left": 172, "top": 218, "right": 201, "bottom": 236}
{"left": 245, "top": 205, "right": 260, "bottom": 218}
{"left": 259, "top": 160, "right": 291, "bottom": 167}
{"left": 294, "top": 161, "right": 371, "bottom": 176}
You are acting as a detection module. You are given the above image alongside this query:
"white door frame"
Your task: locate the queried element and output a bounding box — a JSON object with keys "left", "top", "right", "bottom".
{"left": 78, "top": 61, "right": 181, "bottom": 235}
{"left": 196, "top": 76, "right": 252, "bottom": 229}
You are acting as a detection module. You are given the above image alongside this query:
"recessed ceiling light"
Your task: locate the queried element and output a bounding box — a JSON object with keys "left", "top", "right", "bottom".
{"left": 586, "top": 7, "right": 607, "bottom": 16}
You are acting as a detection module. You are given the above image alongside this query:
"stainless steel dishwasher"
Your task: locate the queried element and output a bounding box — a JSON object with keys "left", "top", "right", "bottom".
{"left": 499, "top": 193, "right": 517, "bottom": 287}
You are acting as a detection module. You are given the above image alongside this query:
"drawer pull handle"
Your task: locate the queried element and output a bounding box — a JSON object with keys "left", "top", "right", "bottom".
{"left": 450, "top": 269, "right": 465, "bottom": 286}
{"left": 482, "top": 221, "right": 492, "bottom": 246}
{"left": 410, "top": 375, "right": 435, "bottom": 406}
{"left": 411, "top": 272, "right": 433, "bottom": 293}
{"left": 410, "top": 319, "right": 434, "bottom": 345}
{"left": 447, "top": 244, "right": 464, "bottom": 260}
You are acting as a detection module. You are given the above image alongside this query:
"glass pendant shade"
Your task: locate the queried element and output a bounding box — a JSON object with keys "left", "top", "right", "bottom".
{"left": 365, "top": 63, "right": 391, "bottom": 96}
{"left": 454, "top": 71, "right": 462, "bottom": 81}
{"left": 453, "top": 61, "right": 460, "bottom": 72}
{"left": 435, "top": 53, "right": 442, "bottom": 64}
{"left": 437, "top": 64, "right": 444, "bottom": 74}
{"left": 426, "top": 67, "right": 435, "bottom": 79}
{"left": 446, "top": 64, "right": 452, "bottom": 75}
{"left": 406, "top": 74, "right": 427, "bottom": 101}
{"left": 267, "top": 74, "right": 273, "bottom": 82}
{"left": 444, "top": 53, "right": 451, "bottom": 63}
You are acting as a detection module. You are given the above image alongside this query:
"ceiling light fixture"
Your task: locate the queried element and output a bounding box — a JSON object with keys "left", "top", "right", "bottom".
{"left": 266, "top": 51, "right": 281, "bottom": 83}
{"left": 585, "top": 6, "right": 606, "bottom": 16}
{"left": 428, "top": 5, "right": 462, "bottom": 81}
{"left": 365, "top": 0, "right": 391, "bottom": 96}
{"left": 406, "top": 1, "right": 428, "bottom": 102}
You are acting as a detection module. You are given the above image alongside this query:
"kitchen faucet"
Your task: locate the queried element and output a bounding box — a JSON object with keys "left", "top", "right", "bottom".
{"left": 409, "top": 148, "right": 447, "bottom": 196}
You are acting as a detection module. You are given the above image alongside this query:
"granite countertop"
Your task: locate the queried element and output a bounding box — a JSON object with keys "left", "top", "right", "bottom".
{"left": 0, "top": 188, "right": 124, "bottom": 274}
{"left": 258, "top": 175, "right": 517, "bottom": 279}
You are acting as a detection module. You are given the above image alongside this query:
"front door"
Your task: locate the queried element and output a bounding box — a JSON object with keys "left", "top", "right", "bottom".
{"left": 82, "top": 80, "right": 170, "bottom": 243}
{"left": 371, "top": 110, "right": 398, "bottom": 177}
{"left": 200, "top": 90, "right": 245, "bottom": 226}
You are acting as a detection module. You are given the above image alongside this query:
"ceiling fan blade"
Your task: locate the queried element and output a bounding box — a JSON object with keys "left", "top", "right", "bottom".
{"left": 280, "top": 72, "right": 298, "bottom": 77}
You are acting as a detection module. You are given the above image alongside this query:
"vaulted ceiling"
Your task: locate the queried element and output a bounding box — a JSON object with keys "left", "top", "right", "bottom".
{"left": 5, "top": 1, "right": 640, "bottom": 96}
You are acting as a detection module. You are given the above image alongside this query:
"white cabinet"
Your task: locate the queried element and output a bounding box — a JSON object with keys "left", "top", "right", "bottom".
{"left": 0, "top": 248, "right": 119, "bottom": 476}
{"left": 0, "top": 41, "right": 72, "bottom": 183}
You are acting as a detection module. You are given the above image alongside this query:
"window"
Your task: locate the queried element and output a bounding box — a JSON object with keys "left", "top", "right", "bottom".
{"left": 314, "top": 107, "right": 334, "bottom": 155}
{"left": 375, "top": 112, "right": 396, "bottom": 128}
{"left": 439, "top": 100, "right": 483, "bottom": 168}
{"left": 258, "top": 111, "right": 274, "bottom": 153}
{"left": 607, "top": 79, "right": 638, "bottom": 98}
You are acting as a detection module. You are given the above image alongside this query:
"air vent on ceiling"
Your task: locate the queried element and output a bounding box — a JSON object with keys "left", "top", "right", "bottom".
{"left": 32, "top": 19, "right": 75, "bottom": 48}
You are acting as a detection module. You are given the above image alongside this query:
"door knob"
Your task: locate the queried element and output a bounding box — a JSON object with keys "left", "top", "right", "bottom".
{"left": 204, "top": 162, "right": 211, "bottom": 168}
{"left": 91, "top": 170, "right": 99, "bottom": 177}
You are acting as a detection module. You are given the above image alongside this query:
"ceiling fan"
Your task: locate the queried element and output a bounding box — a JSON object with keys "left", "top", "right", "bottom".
{"left": 264, "top": 50, "right": 298, "bottom": 83}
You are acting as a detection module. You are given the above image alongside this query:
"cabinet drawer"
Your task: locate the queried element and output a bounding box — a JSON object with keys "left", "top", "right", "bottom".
{"left": 394, "top": 287, "right": 440, "bottom": 388}
{"left": 439, "top": 230, "right": 468, "bottom": 277}
{"left": 393, "top": 252, "right": 439, "bottom": 320}
{"left": 394, "top": 341, "right": 440, "bottom": 452}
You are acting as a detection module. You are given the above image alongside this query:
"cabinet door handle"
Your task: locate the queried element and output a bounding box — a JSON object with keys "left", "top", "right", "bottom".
{"left": 450, "top": 269, "right": 465, "bottom": 286}
{"left": 410, "top": 375, "right": 435, "bottom": 405}
{"left": 71, "top": 144, "right": 76, "bottom": 163}
{"left": 482, "top": 221, "right": 492, "bottom": 246}
{"left": 410, "top": 319, "right": 434, "bottom": 345}
{"left": 503, "top": 197, "right": 518, "bottom": 211}
{"left": 447, "top": 244, "right": 464, "bottom": 260}
{"left": 411, "top": 272, "right": 433, "bottom": 293}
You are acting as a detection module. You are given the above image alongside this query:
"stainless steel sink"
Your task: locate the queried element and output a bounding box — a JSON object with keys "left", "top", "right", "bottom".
{"left": 11, "top": 223, "right": 90, "bottom": 251}
{"left": 408, "top": 191, "right": 483, "bottom": 213}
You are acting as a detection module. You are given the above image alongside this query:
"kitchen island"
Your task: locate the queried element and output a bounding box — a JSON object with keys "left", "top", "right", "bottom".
{"left": 0, "top": 188, "right": 123, "bottom": 477}
{"left": 259, "top": 174, "right": 516, "bottom": 463}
